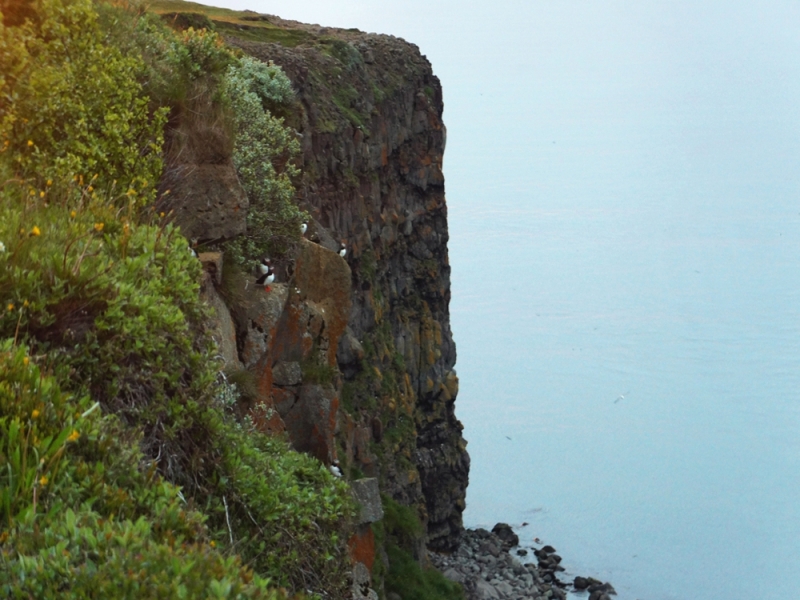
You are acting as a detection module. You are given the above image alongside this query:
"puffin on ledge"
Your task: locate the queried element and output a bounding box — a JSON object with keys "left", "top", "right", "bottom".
{"left": 256, "top": 258, "right": 275, "bottom": 291}
{"left": 300, "top": 222, "right": 308, "bottom": 236}
{"left": 338, "top": 242, "right": 347, "bottom": 258}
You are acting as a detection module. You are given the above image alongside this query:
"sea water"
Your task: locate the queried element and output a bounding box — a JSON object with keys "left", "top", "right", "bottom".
{"left": 199, "top": 1, "right": 800, "bottom": 598}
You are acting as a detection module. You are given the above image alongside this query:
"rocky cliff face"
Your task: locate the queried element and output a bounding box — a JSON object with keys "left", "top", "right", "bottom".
{"left": 168, "top": 13, "right": 469, "bottom": 556}
{"left": 233, "top": 22, "right": 469, "bottom": 551}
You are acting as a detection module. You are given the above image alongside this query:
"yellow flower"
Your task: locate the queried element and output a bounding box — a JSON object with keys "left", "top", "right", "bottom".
{"left": 87, "top": 186, "right": 93, "bottom": 192}
{"left": 159, "top": 212, "right": 165, "bottom": 218}
{"left": 46, "top": 179, "right": 52, "bottom": 186}
{"left": 67, "top": 430, "right": 80, "bottom": 443}
{"left": 30, "top": 226, "right": 40, "bottom": 236}
{"left": 94, "top": 223, "right": 104, "bottom": 232}
{"left": 27, "top": 140, "right": 33, "bottom": 147}
{"left": 209, "top": 540, "right": 216, "bottom": 548}
{"left": 23, "top": 357, "right": 29, "bottom": 366}
{"left": 70, "top": 210, "right": 77, "bottom": 219}
{"left": 7, "top": 303, "right": 13, "bottom": 312}
{"left": 23, "top": 300, "right": 28, "bottom": 307}
{"left": 39, "top": 191, "right": 45, "bottom": 198}
{"left": 39, "top": 475, "right": 48, "bottom": 486}
{"left": 28, "top": 189, "right": 35, "bottom": 196}
{"left": 31, "top": 409, "right": 39, "bottom": 419}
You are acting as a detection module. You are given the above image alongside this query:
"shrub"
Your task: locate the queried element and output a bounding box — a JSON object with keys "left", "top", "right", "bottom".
{"left": 0, "top": 0, "right": 168, "bottom": 206}
{"left": 96, "top": 4, "right": 236, "bottom": 106}
{"left": 221, "top": 57, "right": 306, "bottom": 267}
{"left": 208, "top": 424, "right": 356, "bottom": 596}
{"left": 236, "top": 55, "right": 296, "bottom": 111}
{"left": 0, "top": 340, "right": 277, "bottom": 599}
{"left": 385, "top": 543, "right": 464, "bottom": 600}
{"left": 0, "top": 182, "right": 213, "bottom": 480}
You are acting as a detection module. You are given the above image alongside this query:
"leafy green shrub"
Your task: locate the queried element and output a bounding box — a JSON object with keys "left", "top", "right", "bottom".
{"left": 97, "top": 4, "right": 236, "bottom": 105}
{"left": 0, "top": 341, "right": 277, "bottom": 599}
{"left": 237, "top": 55, "right": 296, "bottom": 111}
{"left": 208, "top": 424, "right": 356, "bottom": 596}
{"left": 221, "top": 56, "right": 306, "bottom": 266}
{"left": 0, "top": 0, "right": 168, "bottom": 205}
{"left": 0, "top": 184, "right": 214, "bottom": 483}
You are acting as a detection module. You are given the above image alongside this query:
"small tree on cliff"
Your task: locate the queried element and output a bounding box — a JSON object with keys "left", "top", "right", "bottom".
{"left": 222, "top": 56, "right": 306, "bottom": 267}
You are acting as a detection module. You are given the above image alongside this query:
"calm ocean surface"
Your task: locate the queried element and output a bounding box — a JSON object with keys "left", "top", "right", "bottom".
{"left": 203, "top": 1, "right": 800, "bottom": 598}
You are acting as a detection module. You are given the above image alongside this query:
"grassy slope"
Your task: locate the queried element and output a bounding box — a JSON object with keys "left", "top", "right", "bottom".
{"left": 148, "top": 0, "right": 314, "bottom": 46}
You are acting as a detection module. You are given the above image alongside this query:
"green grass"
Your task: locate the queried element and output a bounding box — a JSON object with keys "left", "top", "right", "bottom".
{"left": 386, "top": 543, "right": 465, "bottom": 600}
{"left": 300, "top": 357, "right": 337, "bottom": 386}
{"left": 148, "top": 0, "right": 313, "bottom": 47}
{"left": 380, "top": 496, "right": 464, "bottom": 600}
{"left": 212, "top": 20, "right": 312, "bottom": 46}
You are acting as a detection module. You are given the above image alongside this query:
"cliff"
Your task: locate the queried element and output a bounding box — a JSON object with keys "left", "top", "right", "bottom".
{"left": 157, "top": 0, "right": 470, "bottom": 579}
{"left": 229, "top": 18, "right": 470, "bottom": 552}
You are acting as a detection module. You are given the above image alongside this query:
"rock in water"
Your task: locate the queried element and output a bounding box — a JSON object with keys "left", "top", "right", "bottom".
{"left": 491, "top": 522, "right": 519, "bottom": 551}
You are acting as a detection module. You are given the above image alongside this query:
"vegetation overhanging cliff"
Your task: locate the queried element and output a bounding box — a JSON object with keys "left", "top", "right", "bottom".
{"left": 0, "top": 1, "right": 469, "bottom": 598}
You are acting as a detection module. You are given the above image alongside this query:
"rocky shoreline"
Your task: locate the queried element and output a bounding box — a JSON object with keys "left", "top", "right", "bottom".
{"left": 428, "top": 525, "right": 617, "bottom": 600}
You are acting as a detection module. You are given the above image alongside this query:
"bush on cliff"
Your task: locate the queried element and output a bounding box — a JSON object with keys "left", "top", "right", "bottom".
{"left": 0, "top": 341, "right": 277, "bottom": 599}
{"left": 0, "top": 0, "right": 167, "bottom": 206}
{"left": 222, "top": 56, "right": 307, "bottom": 267}
{"left": 0, "top": 1, "right": 354, "bottom": 597}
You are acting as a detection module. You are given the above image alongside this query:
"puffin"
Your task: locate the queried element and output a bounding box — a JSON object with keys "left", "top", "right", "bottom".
{"left": 256, "top": 258, "right": 275, "bottom": 291}
{"left": 328, "top": 460, "right": 342, "bottom": 478}
{"left": 300, "top": 222, "right": 308, "bottom": 236}
{"left": 338, "top": 242, "right": 347, "bottom": 258}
